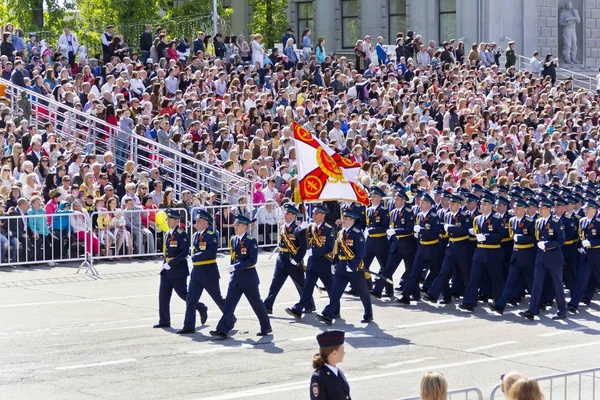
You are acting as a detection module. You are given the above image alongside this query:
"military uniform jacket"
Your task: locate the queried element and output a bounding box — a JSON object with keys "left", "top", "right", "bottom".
{"left": 473, "top": 213, "right": 507, "bottom": 245}
{"left": 389, "top": 206, "right": 416, "bottom": 252}
{"left": 561, "top": 213, "right": 580, "bottom": 245}
{"left": 190, "top": 227, "right": 220, "bottom": 282}
{"left": 335, "top": 225, "right": 365, "bottom": 273}
{"left": 366, "top": 204, "right": 390, "bottom": 239}
{"left": 415, "top": 209, "right": 441, "bottom": 259}
{"left": 230, "top": 233, "right": 260, "bottom": 287}
{"left": 278, "top": 221, "right": 307, "bottom": 266}
{"left": 437, "top": 207, "right": 451, "bottom": 242}
{"left": 310, "top": 366, "right": 351, "bottom": 400}
{"left": 342, "top": 203, "right": 366, "bottom": 231}
{"left": 580, "top": 214, "right": 600, "bottom": 257}
{"left": 162, "top": 228, "right": 190, "bottom": 279}
{"left": 307, "top": 222, "right": 335, "bottom": 269}
{"left": 498, "top": 212, "right": 513, "bottom": 244}
{"left": 535, "top": 215, "right": 565, "bottom": 266}
{"left": 508, "top": 215, "right": 536, "bottom": 264}
{"left": 443, "top": 210, "right": 472, "bottom": 246}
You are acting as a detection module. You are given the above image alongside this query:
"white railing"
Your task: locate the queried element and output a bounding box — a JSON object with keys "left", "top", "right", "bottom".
{"left": 514, "top": 55, "right": 596, "bottom": 91}
{"left": 0, "top": 77, "right": 252, "bottom": 199}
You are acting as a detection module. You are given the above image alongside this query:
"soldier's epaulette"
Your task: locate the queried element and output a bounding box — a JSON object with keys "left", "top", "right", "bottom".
{"left": 324, "top": 223, "right": 332, "bottom": 228}
{"left": 461, "top": 210, "right": 468, "bottom": 216}
{"left": 526, "top": 217, "right": 534, "bottom": 222}
{"left": 492, "top": 213, "right": 502, "bottom": 219}
{"left": 206, "top": 230, "right": 214, "bottom": 235}
{"left": 246, "top": 235, "right": 255, "bottom": 240}
{"left": 352, "top": 227, "right": 362, "bottom": 234}
{"left": 552, "top": 215, "right": 560, "bottom": 222}
{"left": 177, "top": 227, "right": 183, "bottom": 233}
{"left": 595, "top": 217, "right": 600, "bottom": 223}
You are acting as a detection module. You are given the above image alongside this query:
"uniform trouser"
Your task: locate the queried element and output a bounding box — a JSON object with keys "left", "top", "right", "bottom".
{"left": 373, "top": 245, "right": 415, "bottom": 294}
{"left": 481, "top": 242, "right": 512, "bottom": 297}
{"left": 428, "top": 245, "right": 471, "bottom": 300}
{"left": 463, "top": 249, "right": 505, "bottom": 307}
{"left": 421, "top": 240, "right": 447, "bottom": 292}
{"left": 562, "top": 244, "right": 578, "bottom": 293}
{"left": 263, "top": 259, "right": 315, "bottom": 311}
{"left": 215, "top": 279, "right": 271, "bottom": 333}
{"left": 402, "top": 245, "right": 442, "bottom": 299}
{"left": 292, "top": 264, "right": 334, "bottom": 314}
{"left": 450, "top": 242, "right": 476, "bottom": 296}
{"left": 182, "top": 277, "right": 225, "bottom": 330}
{"left": 496, "top": 258, "right": 535, "bottom": 308}
{"left": 568, "top": 253, "right": 600, "bottom": 308}
{"left": 323, "top": 269, "right": 373, "bottom": 320}
{"left": 158, "top": 276, "right": 188, "bottom": 326}
{"left": 363, "top": 238, "right": 389, "bottom": 275}
{"left": 528, "top": 261, "right": 567, "bottom": 315}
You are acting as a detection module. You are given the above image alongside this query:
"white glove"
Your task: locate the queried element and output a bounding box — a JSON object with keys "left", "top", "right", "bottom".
{"left": 469, "top": 228, "right": 475, "bottom": 235}
{"left": 414, "top": 225, "right": 422, "bottom": 233}
{"left": 579, "top": 247, "right": 586, "bottom": 254}
{"left": 305, "top": 249, "right": 312, "bottom": 258}
{"left": 346, "top": 266, "right": 353, "bottom": 273}
{"left": 513, "top": 234, "right": 521, "bottom": 243}
{"left": 414, "top": 233, "right": 419, "bottom": 238}
{"left": 290, "top": 258, "right": 298, "bottom": 266}
{"left": 227, "top": 265, "right": 235, "bottom": 273}
{"left": 444, "top": 224, "right": 452, "bottom": 232}
{"left": 162, "top": 262, "right": 171, "bottom": 271}
{"left": 582, "top": 240, "right": 591, "bottom": 248}
{"left": 300, "top": 221, "right": 309, "bottom": 230}
{"left": 476, "top": 234, "right": 486, "bottom": 242}
{"left": 363, "top": 230, "right": 369, "bottom": 240}
{"left": 331, "top": 265, "right": 336, "bottom": 275}
{"left": 386, "top": 228, "right": 396, "bottom": 236}
{"left": 537, "top": 241, "right": 546, "bottom": 250}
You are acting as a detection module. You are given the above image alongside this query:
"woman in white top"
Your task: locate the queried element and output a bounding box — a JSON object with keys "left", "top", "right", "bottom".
{"left": 251, "top": 33, "right": 265, "bottom": 68}
{"left": 1, "top": 165, "right": 16, "bottom": 198}
{"left": 19, "top": 161, "right": 39, "bottom": 186}
{"left": 70, "top": 199, "right": 100, "bottom": 255}
{"left": 23, "top": 173, "right": 41, "bottom": 200}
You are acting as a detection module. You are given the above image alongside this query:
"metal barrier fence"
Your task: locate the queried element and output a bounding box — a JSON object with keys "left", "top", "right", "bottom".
{"left": 490, "top": 367, "right": 600, "bottom": 400}
{"left": 401, "top": 386, "right": 484, "bottom": 400}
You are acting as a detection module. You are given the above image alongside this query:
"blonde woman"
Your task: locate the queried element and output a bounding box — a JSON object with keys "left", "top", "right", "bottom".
{"left": 507, "top": 378, "right": 544, "bottom": 400}
{"left": 420, "top": 372, "right": 448, "bottom": 400}
{"left": 0, "top": 165, "right": 16, "bottom": 197}
{"left": 251, "top": 33, "right": 265, "bottom": 68}
{"left": 501, "top": 371, "right": 525, "bottom": 395}
{"left": 80, "top": 172, "right": 97, "bottom": 198}
{"left": 23, "top": 173, "right": 41, "bottom": 200}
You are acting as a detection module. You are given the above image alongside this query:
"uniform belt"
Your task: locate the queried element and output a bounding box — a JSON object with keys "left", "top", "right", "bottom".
{"left": 279, "top": 248, "right": 290, "bottom": 252}
{"left": 395, "top": 233, "right": 413, "bottom": 239}
{"left": 477, "top": 244, "right": 501, "bottom": 249}
{"left": 368, "top": 233, "right": 386, "bottom": 238}
{"left": 439, "top": 233, "right": 449, "bottom": 239}
{"left": 514, "top": 244, "right": 534, "bottom": 249}
{"left": 590, "top": 245, "right": 600, "bottom": 249}
{"left": 564, "top": 239, "right": 578, "bottom": 245}
{"left": 420, "top": 239, "right": 439, "bottom": 245}
{"left": 193, "top": 259, "right": 217, "bottom": 266}
{"left": 338, "top": 256, "right": 351, "bottom": 260}
{"left": 501, "top": 237, "right": 513, "bottom": 243}
{"left": 449, "top": 236, "right": 469, "bottom": 243}
{"left": 469, "top": 237, "right": 477, "bottom": 241}
{"left": 166, "top": 257, "right": 174, "bottom": 262}
{"left": 542, "top": 247, "right": 556, "bottom": 252}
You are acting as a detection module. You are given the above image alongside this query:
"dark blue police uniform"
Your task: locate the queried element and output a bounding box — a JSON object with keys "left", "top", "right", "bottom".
{"left": 561, "top": 207, "right": 580, "bottom": 293}
{"left": 310, "top": 330, "right": 351, "bottom": 400}
{"left": 363, "top": 188, "right": 390, "bottom": 290}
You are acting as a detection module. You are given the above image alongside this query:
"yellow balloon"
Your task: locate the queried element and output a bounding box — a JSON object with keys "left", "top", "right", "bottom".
{"left": 156, "top": 210, "right": 169, "bottom": 232}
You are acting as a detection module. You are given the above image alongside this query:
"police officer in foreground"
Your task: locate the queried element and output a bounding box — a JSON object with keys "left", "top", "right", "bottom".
{"left": 154, "top": 209, "right": 194, "bottom": 329}
{"left": 310, "top": 330, "right": 351, "bottom": 400}
{"left": 177, "top": 210, "right": 225, "bottom": 334}
{"left": 286, "top": 204, "right": 335, "bottom": 320}
{"left": 520, "top": 197, "right": 567, "bottom": 321}
{"left": 316, "top": 210, "right": 373, "bottom": 325}
{"left": 210, "top": 215, "right": 272, "bottom": 339}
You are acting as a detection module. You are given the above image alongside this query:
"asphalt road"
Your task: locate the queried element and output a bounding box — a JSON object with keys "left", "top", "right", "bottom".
{"left": 1, "top": 253, "right": 600, "bottom": 400}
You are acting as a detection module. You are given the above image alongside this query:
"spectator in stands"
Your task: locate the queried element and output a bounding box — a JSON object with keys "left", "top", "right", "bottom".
{"left": 419, "top": 372, "right": 448, "bottom": 400}
{"left": 124, "top": 197, "right": 155, "bottom": 255}
{"left": 256, "top": 198, "right": 281, "bottom": 247}
{"left": 501, "top": 371, "right": 525, "bottom": 395}
{"left": 139, "top": 25, "right": 153, "bottom": 63}
{"left": 8, "top": 198, "right": 32, "bottom": 262}
{"left": 507, "top": 378, "right": 544, "bottom": 400}
{"left": 28, "top": 195, "right": 50, "bottom": 262}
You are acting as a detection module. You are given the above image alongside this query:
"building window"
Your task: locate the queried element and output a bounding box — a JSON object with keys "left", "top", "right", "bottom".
{"left": 341, "top": 0, "right": 359, "bottom": 48}
{"left": 439, "top": 0, "right": 457, "bottom": 43}
{"left": 297, "top": 1, "right": 314, "bottom": 42}
{"left": 389, "top": 0, "right": 407, "bottom": 41}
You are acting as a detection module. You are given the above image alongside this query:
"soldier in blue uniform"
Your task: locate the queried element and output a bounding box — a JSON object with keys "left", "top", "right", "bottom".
{"left": 568, "top": 200, "right": 600, "bottom": 313}
{"left": 458, "top": 193, "right": 507, "bottom": 312}
{"left": 210, "top": 215, "right": 272, "bottom": 339}
{"left": 423, "top": 194, "right": 472, "bottom": 304}
{"left": 496, "top": 196, "right": 514, "bottom": 277}
{"left": 286, "top": 204, "right": 336, "bottom": 320}
{"left": 341, "top": 201, "right": 366, "bottom": 231}
{"left": 519, "top": 197, "right": 568, "bottom": 321}
{"left": 177, "top": 210, "right": 225, "bottom": 334}
{"left": 489, "top": 198, "right": 536, "bottom": 315}
{"left": 154, "top": 209, "right": 195, "bottom": 329}
{"left": 397, "top": 193, "right": 442, "bottom": 305}
{"left": 310, "top": 330, "right": 351, "bottom": 400}
{"left": 316, "top": 210, "right": 373, "bottom": 325}
{"left": 263, "top": 204, "right": 314, "bottom": 314}
{"left": 371, "top": 190, "right": 416, "bottom": 298}
{"left": 363, "top": 186, "right": 390, "bottom": 292}
{"left": 558, "top": 195, "right": 580, "bottom": 294}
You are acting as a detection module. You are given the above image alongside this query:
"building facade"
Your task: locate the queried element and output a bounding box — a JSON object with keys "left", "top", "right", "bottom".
{"left": 224, "top": 0, "right": 600, "bottom": 69}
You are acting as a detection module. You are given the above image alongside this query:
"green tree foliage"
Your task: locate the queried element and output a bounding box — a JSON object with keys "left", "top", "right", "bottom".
{"left": 248, "top": 0, "right": 289, "bottom": 48}
{"left": 0, "top": 0, "right": 73, "bottom": 42}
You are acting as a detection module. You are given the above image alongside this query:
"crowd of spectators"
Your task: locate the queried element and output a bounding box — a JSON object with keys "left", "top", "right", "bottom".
{"left": 1, "top": 19, "right": 600, "bottom": 265}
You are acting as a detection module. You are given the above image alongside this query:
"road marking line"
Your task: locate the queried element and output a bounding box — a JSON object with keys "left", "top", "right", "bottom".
{"left": 0, "top": 294, "right": 155, "bottom": 308}
{"left": 395, "top": 317, "right": 467, "bottom": 329}
{"left": 197, "top": 340, "right": 600, "bottom": 400}
{"left": 464, "top": 341, "right": 519, "bottom": 352}
{"left": 538, "top": 327, "right": 587, "bottom": 337}
{"left": 378, "top": 357, "right": 436, "bottom": 369}
{"left": 55, "top": 358, "right": 136, "bottom": 370}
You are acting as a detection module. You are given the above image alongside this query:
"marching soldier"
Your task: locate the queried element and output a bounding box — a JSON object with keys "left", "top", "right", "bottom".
{"left": 558, "top": 195, "right": 580, "bottom": 294}
{"left": 459, "top": 193, "right": 507, "bottom": 312}
{"left": 210, "top": 215, "right": 272, "bottom": 339}
{"left": 316, "top": 210, "right": 373, "bottom": 325}
{"left": 263, "top": 204, "right": 314, "bottom": 314}
{"left": 363, "top": 186, "right": 390, "bottom": 292}
{"left": 371, "top": 190, "right": 416, "bottom": 298}
{"left": 177, "top": 210, "right": 225, "bottom": 334}
{"left": 496, "top": 196, "right": 513, "bottom": 277}
{"left": 341, "top": 201, "right": 366, "bottom": 231}
{"left": 489, "top": 198, "right": 536, "bottom": 315}
{"left": 310, "top": 330, "right": 351, "bottom": 400}
{"left": 568, "top": 199, "right": 600, "bottom": 313}
{"left": 519, "top": 197, "right": 567, "bottom": 321}
{"left": 286, "top": 204, "right": 336, "bottom": 320}
{"left": 154, "top": 209, "right": 195, "bottom": 329}
{"left": 397, "top": 193, "right": 442, "bottom": 305}
{"left": 423, "top": 194, "right": 472, "bottom": 304}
